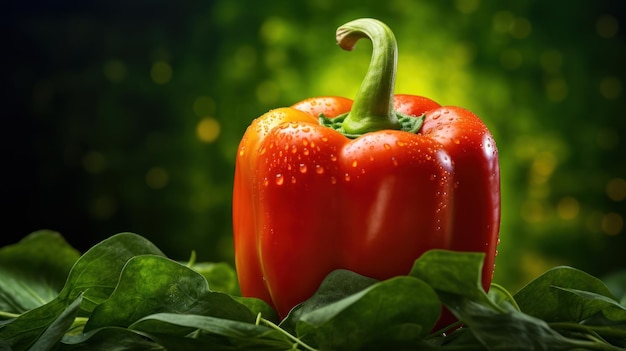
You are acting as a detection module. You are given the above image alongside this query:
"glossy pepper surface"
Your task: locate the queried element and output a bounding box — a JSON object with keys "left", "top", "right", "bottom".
{"left": 233, "top": 18, "right": 500, "bottom": 318}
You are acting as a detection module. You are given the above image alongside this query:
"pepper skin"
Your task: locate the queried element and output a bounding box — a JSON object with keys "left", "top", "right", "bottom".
{"left": 232, "top": 18, "right": 500, "bottom": 319}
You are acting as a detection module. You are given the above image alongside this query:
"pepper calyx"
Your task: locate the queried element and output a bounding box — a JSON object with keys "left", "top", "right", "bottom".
{"left": 320, "top": 112, "right": 424, "bottom": 139}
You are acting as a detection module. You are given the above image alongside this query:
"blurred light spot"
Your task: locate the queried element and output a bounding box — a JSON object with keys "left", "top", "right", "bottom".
{"left": 596, "top": 14, "right": 619, "bottom": 38}
{"left": 260, "top": 17, "right": 291, "bottom": 45}
{"left": 521, "top": 200, "right": 546, "bottom": 223}
{"left": 545, "top": 78, "right": 568, "bottom": 102}
{"left": 532, "top": 151, "right": 557, "bottom": 178}
{"left": 151, "top": 61, "right": 172, "bottom": 84}
{"left": 601, "top": 212, "right": 623, "bottom": 235}
{"left": 455, "top": 0, "right": 479, "bottom": 14}
{"left": 256, "top": 80, "right": 280, "bottom": 104}
{"left": 450, "top": 42, "right": 476, "bottom": 67}
{"left": 596, "top": 128, "right": 619, "bottom": 149}
{"left": 520, "top": 252, "right": 562, "bottom": 284}
{"left": 234, "top": 45, "right": 257, "bottom": 68}
{"left": 500, "top": 48, "right": 523, "bottom": 70}
{"left": 599, "top": 76, "right": 622, "bottom": 100}
{"left": 606, "top": 178, "right": 626, "bottom": 201}
{"left": 145, "top": 132, "right": 167, "bottom": 153}
{"left": 556, "top": 196, "right": 580, "bottom": 220}
{"left": 146, "top": 167, "right": 169, "bottom": 189}
{"left": 83, "top": 151, "right": 106, "bottom": 174}
{"left": 189, "top": 192, "right": 211, "bottom": 213}
{"left": 493, "top": 11, "right": 514, "bottom": 33}
{"left": 510, "top": 17, "right": 532, "bottom": 38}
{"left": 264, "top": 48, "right": 287, "bottom": 68}
{"left": 89, "top": 195, "right": 116, "bottom": 221}
{"left": 196, "top": 117, "right": 221, "bottom": 143}
{"left": 540, "top": 50, "right": 562, "bottom": 74}
{"left": 193, "top": 96, "right": 216, "bottom": 117}
{"left": 586, "top": 211, "right": 603, "bottom": 233}
{"left": 103, "top": 59, "right": 126, "bottom": 83}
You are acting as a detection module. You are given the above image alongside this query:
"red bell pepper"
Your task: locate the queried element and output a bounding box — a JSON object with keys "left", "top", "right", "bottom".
{"left": 233, "top": 18, "right": 500, "bottom": 319}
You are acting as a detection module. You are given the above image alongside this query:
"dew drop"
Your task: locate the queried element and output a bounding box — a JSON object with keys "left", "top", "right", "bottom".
{"left": 263, "top": 177, "right": 269, "bottom": 186}
{"left": 330, "top": 154, "right": 337, "bottom": 162}
{"left": 391, "top": 157, "right": 398, "bottom": 166}
{"left": 330, "top": 176, "right": 337, "bottom": 184}
{"left": 321, "top": 136, "right": 328, "bottom": 142}
{"left": 361, "top": 168, "right": 366, "bottom": 174}
{"left": 453, "top": 138, "right": 460, "bottom": 145}
{"left": 302, "top": 127, "right": 311, "bottom": 133}
{"left": 303, "top": 148, "right": 310, "bottom": 155}
{"left": 432, "top": 113, "right": 441, "bottom": 120}
{"left": 299, "top": 164, "right": 307, "bottom": 173}
{"left": 369, "top": 156, "right": 374, "bottom": 161}
{"left": 238, "top": 147, "right": 245, "bottom": 156}
{"left": 383, "top": 143, "right": 391, "bottom": 150}
{"left": 291, "top": 145, "right": 298, "bottom": 153}
{"left": 269, "top": 142, "right": 275, "bottom": 149}
{"left": 352, "top": 160, "right": 358, "bottom": 167}
{"left": 344, "top": 173, "right": 351, "bottom": 181}
{"left": 291, "top": 176, "right": 297, "bottom": 184}
{"left": 259, "top": 147, "right": 267, "bottom": 155}
{"left": 396, "top": 141, "right": 406, "bottom": 147}
{"left": 310, "top": 141, "right": 316, "bottom": 148}
{"left": 302, "top": 138, "right": 309, "bottom": 146}
{"left": 315, "top": 165, "right": 324, "bottom": 174}
{"left": 275, "top": 174, "right": 284, "bottom": 185}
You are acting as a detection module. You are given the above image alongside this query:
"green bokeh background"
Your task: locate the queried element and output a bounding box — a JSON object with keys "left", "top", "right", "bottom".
{"left": 5, "top": 0, "right": 625, "bottom": 292}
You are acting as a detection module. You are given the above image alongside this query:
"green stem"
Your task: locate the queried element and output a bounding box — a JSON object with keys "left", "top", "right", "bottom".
{"left": 336, "top": 18, "right": 400, "bottom": 135}
{"left": 260, "top": 315, "right": 318, "bottom": 351}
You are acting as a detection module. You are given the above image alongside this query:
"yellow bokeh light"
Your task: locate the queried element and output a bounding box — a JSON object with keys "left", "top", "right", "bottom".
{"left": 151, "top": 61, "right": 173, "bottom": 84}
{"left": 601, "top": 212, "right": 623, "bottom": 236}
{"left": 596, "top": 14, "right": 619, "bottom": 38}
{"left": 599, "top": 76, "right": 622, "bottom": 100}
{"left": 82, "top": 151, "right": 106, "bottom": 174}
{"left": 556, "top": 196, "right": 580, "bottom": 220}
{"left": 193, "top": 96, "right": 216, "bottom": 117}
{"left": 606, "top": 177, "right": 626, "bottom": 202}
{"left": 197, "top": 117, "right": 221, "bottom": 143}
{"left": 146, "top": 167, "right": 169, "bottom": 189}
{"left": 103, "top": 59, "right": 126, "bottom": 83}
{"left": 545, "top": 78, "right": 568, "bottom": 102}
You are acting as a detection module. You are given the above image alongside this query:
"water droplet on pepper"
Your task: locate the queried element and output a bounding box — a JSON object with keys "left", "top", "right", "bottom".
{"left": 275, "top": 174, "right": 284, "bottom": 185}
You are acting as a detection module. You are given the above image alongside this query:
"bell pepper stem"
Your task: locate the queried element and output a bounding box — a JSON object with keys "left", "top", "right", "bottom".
{"left": 337, "top": 18, "right": 400, "bottom": 135}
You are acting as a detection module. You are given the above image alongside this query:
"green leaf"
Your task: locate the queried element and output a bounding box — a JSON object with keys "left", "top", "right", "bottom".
{"left": 0, "top": 230, "right": 80, "bottom": 314}
{"left": 296, "top": 276, "right": 441, "bottom": 351}
{"left": 85, "top": 255, "right": 255, "bottom": 331}
{"left": 232, "top": 296, "right": 278, "bottom": 323}
{"left": 129, "top": 313, "right": 294, "bottom": 350}
{"left": 0, "top": 232, "right": 165, "bottom": 350}
{"left": 603, "top": 270, "right": 626, "bottom": 306}
{"left": 409, "top": 250, "right": 487, "bottom": 301}
{"left": 280, "top": 269, "right": 378, "bottom": 334}
{"left": 0, "top": 298, "right": 71, "bottom": 350}
{"left": 60, "top": 232, "right": 165, "bottom": 307}
{"left": 28, "top": 294, "right": 83, "bottom": 351}
{"left": 514, "top": 266, "right": 621, "bottom": 323}
{"left": 446, "top": 299, "right": 587, "bottom": 351}
{"left": 191, "top": 262, "right": 240, "bottom": 296}
{"left": 488, "top": 283, "right": 521, "bottom": 312}
{"left": 61, "top": 327, "right": 166, "bottom": 350}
